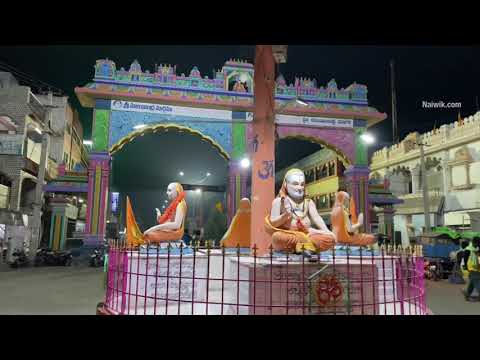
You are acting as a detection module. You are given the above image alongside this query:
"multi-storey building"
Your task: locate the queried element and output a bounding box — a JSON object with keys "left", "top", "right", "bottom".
{"left": 0, "top": 72, "right": 53, "bottom": 216}
{"left": 370, "top": 111, "right": 480, "bottom": 244}
{"left": 0, "top": 71, "right": 88, "bottom": 251}
{"left": 35, "top": 93, "right": 87, "bottom": 171}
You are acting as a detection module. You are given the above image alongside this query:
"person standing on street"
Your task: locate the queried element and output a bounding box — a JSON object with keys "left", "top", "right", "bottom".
{"left": 463, "top": 237, "right": 480, "bottom": 302}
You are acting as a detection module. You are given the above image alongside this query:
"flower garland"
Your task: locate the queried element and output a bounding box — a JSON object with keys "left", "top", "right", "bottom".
{"left": 158, "top": 191, "right": 185, "bottom": 225}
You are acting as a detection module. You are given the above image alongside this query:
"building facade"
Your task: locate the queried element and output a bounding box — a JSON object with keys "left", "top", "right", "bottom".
{"left": 370, "top": 111, "right": 480, "bottom": 244}
{"left": 0, "top": 72, "right": 88, "bottom": 251}
{"left": 0, "top": 72, "right": 52, "bottom": 215}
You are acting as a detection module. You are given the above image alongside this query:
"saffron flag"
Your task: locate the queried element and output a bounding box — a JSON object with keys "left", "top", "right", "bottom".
{"left": 126, "top": 196, "right": 144, "bottom": 247}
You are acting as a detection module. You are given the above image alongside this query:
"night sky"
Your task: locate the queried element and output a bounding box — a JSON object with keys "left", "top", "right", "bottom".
{"left": 1, "top": 45, "right": 479, "bottom": 166}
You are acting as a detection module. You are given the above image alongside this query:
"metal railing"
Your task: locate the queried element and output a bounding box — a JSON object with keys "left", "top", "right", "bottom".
{"left": 102, "top": 242, "right": 427, "bottom": 315}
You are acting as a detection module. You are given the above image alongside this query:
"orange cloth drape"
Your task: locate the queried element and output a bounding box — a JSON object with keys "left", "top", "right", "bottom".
{"left": 349, "top": 195, "right": 358, "bottom": 225}
{"left": 126, "top": 196, "right": 145, "bottom": 247}
{"left": 221, "top": 198, "right": 251, "bottom": 248}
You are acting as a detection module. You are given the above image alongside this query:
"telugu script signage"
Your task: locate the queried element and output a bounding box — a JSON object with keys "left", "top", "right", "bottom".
{"left": 111, "top": 100, "right": 252, "bottom": 122}
{"left": 275, "top": 114, "right": 354, "bottom": 128}
{"left": 248, "top": 262, "right": 379, "bottom": 315}
{"left": 0, "top": 134, "right": 23, "bottom": 155}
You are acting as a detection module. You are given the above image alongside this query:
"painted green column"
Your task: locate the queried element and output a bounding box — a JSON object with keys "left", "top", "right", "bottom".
{"left": 354, "top": 127, "right": 368, "bottom": 166}
{"left": 344, "top": 126, "right": 371, "bottom": 231}
{"left": 85, "top": 101, "right": 111, "bottom": 247}
{"left": 228, "top": 122, "right": 248, "bottom": 224}
{"left": 49, "top": 204, "right": 68, "bottom": 251}
{"left": 92, "top": 109, "right": 110, "bottom": 152}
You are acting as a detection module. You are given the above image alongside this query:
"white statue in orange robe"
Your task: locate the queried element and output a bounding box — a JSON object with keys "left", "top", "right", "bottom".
{"left": 143, "top": 182, "right": 187, "bottom": 243}
{"left": 125, "top": 182, "right": 187, "bottom": 248}
{"left": 265, "top": 168, "right": 336, "bottom": 258}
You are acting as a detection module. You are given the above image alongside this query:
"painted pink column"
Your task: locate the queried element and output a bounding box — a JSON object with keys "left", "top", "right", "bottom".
{"left": 85, "top": 162, "right": 95, "bottom": 234}
{"left": 98, "top": 159, "right": 110, "bottom": 238}
{"left": 85, "top": 152, "right": 111, "bottom": 247}
{"left": 250, "top": 45, "right": 276, "bottom": 256}
{"left": 227, "top": 164, "right": 237, "bottom": 225}
{"left": 343, "top": 165, "right": 371, "bottom": 232}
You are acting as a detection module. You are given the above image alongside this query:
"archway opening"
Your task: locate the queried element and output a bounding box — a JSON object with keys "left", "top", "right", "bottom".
{"left": 111, "top": 129, "right": 229, "bottom": 245}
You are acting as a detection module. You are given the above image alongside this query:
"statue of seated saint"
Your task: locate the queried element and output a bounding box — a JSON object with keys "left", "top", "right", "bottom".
{"left": 143, "top": 182, "right": 188, "bottom": 244}
{"left": 265, "top": 168, "right": 336, "bottom": 258}
{"left": 232, "top": 80, "right": 246, "bottom": 92}
{"left": 220, "top": 198, "right": 251, "bottom": 248}
{"left": 331, "top": 191, "right": 376, "bottom": 247}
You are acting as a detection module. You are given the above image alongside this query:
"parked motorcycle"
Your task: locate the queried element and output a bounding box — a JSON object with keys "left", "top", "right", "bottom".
{"left": 10, "top": 249, "right": 30, "bottom": 268}
{"left": 89, "top": 247, "right": 105, "bottom": 267}
{"left": 424, "top": 260, "right": 442, "bottom": 281}
{"left": 34, "top": 248, "right": 73, "bottom": 267}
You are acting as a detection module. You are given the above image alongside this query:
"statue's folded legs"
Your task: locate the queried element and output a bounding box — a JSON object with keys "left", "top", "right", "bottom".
{"left": 271, "top": 231, "right": 335, "bottom": 253}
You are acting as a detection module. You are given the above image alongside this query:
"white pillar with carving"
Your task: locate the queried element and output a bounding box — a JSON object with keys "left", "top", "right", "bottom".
{"left": 411, "top": 164, "right": 421, "bottom": 194}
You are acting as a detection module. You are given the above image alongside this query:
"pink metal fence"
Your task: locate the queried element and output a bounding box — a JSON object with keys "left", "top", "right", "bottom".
{"left": 103, "top": 242, "right": 427, "bottom": 315}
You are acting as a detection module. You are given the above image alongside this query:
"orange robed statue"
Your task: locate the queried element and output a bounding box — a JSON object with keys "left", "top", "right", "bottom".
{"left": 265, "top": 168, "right": 336, "bottom": 259}
{"left": 126, "top": 182, "right": 187, "bottom": 247}
{"left": 220, "top": 198, "right": 251, "bottom": 248}
{"left": 331, "top": 191, "right": 377, "bottom": 246}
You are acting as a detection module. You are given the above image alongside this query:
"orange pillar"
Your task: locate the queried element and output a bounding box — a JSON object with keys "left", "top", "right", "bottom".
{"left": 250, "top": 45, "right": 276, "bottom": 256}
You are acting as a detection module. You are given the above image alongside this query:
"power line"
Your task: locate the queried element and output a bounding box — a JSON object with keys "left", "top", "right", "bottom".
{"left": 0, "top": 60, "right": 64, "bottom": 95}
{"left": 0, "top": 60, "right": 59, "bottom": 89}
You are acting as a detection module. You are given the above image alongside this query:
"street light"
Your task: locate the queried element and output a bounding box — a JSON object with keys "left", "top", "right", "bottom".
{"left": 179, "top": 171, "right": 184, "bottom": 177}
{"left": 240, "top": 158, "right": 250, "bottom": 168}
{"left": 195, "top": 188, "right": 202, "bottom": 194}
{"left": 360, "top": 133, "right": 375, "bottom": 145}
{"left": 206, "top": 172, "right": 211, "bottom": 177}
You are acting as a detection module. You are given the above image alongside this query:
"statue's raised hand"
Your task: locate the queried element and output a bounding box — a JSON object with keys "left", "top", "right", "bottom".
{"left": 357, "top": 213, "right": 364, "bottom": 226}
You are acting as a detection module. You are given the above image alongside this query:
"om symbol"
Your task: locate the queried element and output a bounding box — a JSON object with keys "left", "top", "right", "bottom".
{"left": 258, "top": 160, "right": 274, "bottom": 180}
{"left": 314, "top": 274, "right": 344, "bottom": 306}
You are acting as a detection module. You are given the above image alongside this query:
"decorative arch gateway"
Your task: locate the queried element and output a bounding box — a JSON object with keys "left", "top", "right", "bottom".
{"left": 75, "top": 57, "right": 386, "bottom": 247}
{"left": 109, "top": 123, "right": 231, "bottom": 160}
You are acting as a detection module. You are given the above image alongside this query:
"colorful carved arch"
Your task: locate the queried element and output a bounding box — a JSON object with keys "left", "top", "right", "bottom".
{"left": 109, "top": 123, "right": 231, "bottom": 160}
{"left": 278, "top": 134, "right": 352, "bottom": 166}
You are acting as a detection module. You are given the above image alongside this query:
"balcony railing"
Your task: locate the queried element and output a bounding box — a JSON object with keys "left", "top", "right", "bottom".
{"left": 28, "top": 92, "right": 47, "bottom": 122}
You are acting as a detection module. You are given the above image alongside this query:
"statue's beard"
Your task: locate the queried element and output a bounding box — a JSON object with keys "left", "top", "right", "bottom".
{"left": 287, "top": 188, "right": 304, "bottom": 202}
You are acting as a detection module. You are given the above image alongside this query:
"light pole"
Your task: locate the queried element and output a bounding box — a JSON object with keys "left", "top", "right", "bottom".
{"left": 418, "top": 140, "right": 431, "bottom": 234}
